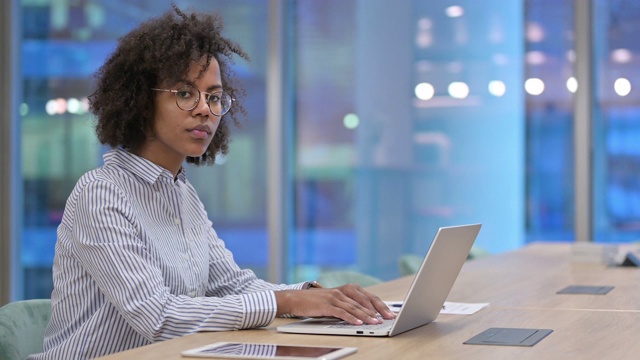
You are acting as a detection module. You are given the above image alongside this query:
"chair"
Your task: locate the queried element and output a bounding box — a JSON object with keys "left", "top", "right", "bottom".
{"left": 0, "top": 299, "right": 52, "bottom": 360}
{"left": 468, "top": 246, "right": 491, "bottom": 260}
{"left": 317, "top": 270, "right": 383, "bottom": 288}
{"left": 399, "top": 247, "right": 491, "bottom": 276}
{"left": 398, "top": 254, "right": 423, "bottom": 276}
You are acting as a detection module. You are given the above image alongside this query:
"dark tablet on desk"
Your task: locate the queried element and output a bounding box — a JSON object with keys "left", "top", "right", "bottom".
{"left": 463, "top": 328, "right": 553, "bottom": 347}
{"left": 557, "top": 285, "right": 614, "bottom": 295}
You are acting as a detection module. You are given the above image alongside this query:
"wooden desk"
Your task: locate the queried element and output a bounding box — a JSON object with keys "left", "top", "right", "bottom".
{"left": 97, "top": 242, "right": 640, "bottom": 359}
{"left": 450, "top": 242, "right": 640, "bottom": 311}
{"left": 97, "top": 308, "right": 640, "bottom": 359}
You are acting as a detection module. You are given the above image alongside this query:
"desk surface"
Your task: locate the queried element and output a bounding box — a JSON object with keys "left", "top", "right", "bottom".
{"left": 97, "top": 242, "right": 640, "bottom": 360}
{"left": 452, "top": 242, "right": 640, "bottom": 311}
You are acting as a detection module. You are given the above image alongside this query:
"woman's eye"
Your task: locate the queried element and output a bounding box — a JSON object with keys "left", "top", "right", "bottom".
{"left": 208, "top": 94, "right": 221, "bottom": 103}
{"left": 176, "top": 90, "right": 193, "bottom": 99}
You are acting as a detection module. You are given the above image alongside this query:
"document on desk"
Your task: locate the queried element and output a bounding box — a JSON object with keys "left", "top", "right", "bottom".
{"left": 384, "top": 301, "right": 488, "bottom": 315}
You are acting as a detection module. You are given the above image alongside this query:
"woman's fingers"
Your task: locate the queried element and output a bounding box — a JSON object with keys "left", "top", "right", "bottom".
{"left": 337, "top": 284, "right": 396, "bottom": 319}
{"left": 275, "top": 286, "right": 396, "bottom": 325}
{"left": 330, "top": 292, "right": 383, "bottom": 324}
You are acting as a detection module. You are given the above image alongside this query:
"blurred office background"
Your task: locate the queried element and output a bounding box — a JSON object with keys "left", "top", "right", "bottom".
{"left": 2, "top": 0, "right": 639, "bottom": 302}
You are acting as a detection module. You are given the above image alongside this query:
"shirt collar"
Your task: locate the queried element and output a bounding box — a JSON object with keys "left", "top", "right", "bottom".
{"left": 103, "top": 149, "right": 187, "bottom": 184}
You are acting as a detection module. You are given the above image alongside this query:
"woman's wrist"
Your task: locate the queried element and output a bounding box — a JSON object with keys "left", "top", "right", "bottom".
{"left": 303, "top": 280, "right": 324, "bottom": 289}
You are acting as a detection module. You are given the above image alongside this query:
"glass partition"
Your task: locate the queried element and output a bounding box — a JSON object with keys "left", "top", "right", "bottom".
{"left": 15, "top": 0, "right": 640, "bottom": 300}
{"left": 593, "top": 0, "right": 640, "bottom": 242}
{"left": 290, "top": 0, "right": 525, "bottom": 281}
{"left": 19, "top": 0, "right": 270, "bottom": 298}
{"left": 524, "top": 0, "right": 575, "bottom": 242}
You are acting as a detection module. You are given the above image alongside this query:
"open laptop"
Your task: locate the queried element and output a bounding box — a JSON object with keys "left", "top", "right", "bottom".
{"left": 277, "top": 224, "right": 482, "bottom": 337}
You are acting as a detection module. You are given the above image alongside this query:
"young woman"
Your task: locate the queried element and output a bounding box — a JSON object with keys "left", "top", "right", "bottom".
{"left": 31, "top": 5, "right": 394, "bottom": 359}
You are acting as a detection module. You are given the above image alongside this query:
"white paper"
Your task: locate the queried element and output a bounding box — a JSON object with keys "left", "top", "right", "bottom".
{"left": 384, "top": 301, "right": 488, "bottom": 315}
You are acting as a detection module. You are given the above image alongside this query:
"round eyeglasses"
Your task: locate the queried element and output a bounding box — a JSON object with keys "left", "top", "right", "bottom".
{"left": 151, "top": 85, "right": 234, "bottom": 116}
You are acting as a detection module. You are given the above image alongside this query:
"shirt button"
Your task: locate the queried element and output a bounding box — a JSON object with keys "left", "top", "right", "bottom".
{"left": 188, "top": 291, "right": 196, "bottom": 298}
{"left": 174, "top": 218, "right": 181, "bottom": 225}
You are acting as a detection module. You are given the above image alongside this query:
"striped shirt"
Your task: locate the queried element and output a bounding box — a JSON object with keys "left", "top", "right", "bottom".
{"left": 30, "top": 149, "right": 304, "bottom": 360}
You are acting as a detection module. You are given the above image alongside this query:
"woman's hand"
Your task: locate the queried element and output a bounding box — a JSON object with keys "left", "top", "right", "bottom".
{"left": 274, "top": 284, "right": 396, "bottom": 325}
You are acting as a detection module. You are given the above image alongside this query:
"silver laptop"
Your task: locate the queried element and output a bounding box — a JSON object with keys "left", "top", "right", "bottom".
{"left": 277, "top": 224, "right": 482, "bottom": 337}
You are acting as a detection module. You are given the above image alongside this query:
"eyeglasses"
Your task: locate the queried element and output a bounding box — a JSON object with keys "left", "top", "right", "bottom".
{"left": 151, "top": 85, "right": 234, "bottom": 116}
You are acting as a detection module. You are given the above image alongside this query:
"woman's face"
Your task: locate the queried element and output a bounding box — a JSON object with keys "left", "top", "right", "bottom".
{"left": 137, "top": 57, "right": 223, "bottom": 175}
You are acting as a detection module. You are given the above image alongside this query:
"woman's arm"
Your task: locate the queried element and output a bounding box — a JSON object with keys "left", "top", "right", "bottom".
{"left": 71, "top": 179, "right": 279, "bottom": 341}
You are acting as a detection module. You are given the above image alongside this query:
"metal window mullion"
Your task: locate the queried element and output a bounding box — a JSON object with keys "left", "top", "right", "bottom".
{"left": 574, "top": 0, "right": 594, "bottom": 242}
{"left": 1, "top": 0, "right": 22, "bottom": 304}
{"left": 266, "top": 0, "right": 291, "bottom": 283}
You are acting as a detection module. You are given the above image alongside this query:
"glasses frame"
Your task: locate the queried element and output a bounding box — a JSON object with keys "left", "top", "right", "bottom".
{"left": 151, "top": 85, "right": 235, "bottom": 116}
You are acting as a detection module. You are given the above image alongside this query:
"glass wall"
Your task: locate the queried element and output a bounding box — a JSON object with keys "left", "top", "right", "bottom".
{"left": 524, "top": 0, "right": 575, "bottom": 241}
{"left": 593, "top": 0, "right": 640, "bottom": 243}
{"left": 524, "top": 0, "right": 640, "bottom": 244}
{"left": 12, "top": 0, "right": 640, "bottom": 301}
{"left": 19, "top": 0, "right": 270, "bottom": 299}
{"left": 290, "top": 0, "right": 524, "bottom": 281}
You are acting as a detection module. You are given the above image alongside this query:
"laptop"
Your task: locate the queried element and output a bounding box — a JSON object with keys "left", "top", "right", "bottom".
{"left": 277, "top": 224, "right": 482, "bottom": 337}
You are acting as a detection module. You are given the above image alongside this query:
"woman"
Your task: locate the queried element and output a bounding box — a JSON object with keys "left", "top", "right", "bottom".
{"left": 31, "top": 5, "right": 394, "bottom": 360}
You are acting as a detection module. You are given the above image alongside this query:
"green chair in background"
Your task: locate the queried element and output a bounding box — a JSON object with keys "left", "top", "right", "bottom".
{"left": 318, "top": 270, "right": 383, "bottom": 288}
{"left": 399, "top": 247, "right": 491, "bottom": 276}
{"left": 468, "top": 246, "right": 491, "bottom": 260}
{"left": 398, "top": 254, "right": 423, "bottom": 276}
{"left": 0, "top": 299, "right": 52, "bottom": 360}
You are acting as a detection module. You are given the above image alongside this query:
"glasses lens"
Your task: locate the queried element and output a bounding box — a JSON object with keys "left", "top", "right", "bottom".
{"left": 207, "top": 92, "right": 233, "bottom": 116}
{"left": 175, "top": 86, "right": 198, "bottom": 111}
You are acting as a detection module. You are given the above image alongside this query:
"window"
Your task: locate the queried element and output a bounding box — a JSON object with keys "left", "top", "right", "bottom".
{"left": 18, "top": 0, "right": 270, "bottom": 298}
{"left": 291, "top": 0, "right": 525, "bottom": 281}
{"left": 11, "top": 0, "right": 640, "bottom": 301}
{"left": 593, "top": 0, "right": 640, "bottom": 242}
{"left": 524, "top": 0, "right": 575, "bottom": 241}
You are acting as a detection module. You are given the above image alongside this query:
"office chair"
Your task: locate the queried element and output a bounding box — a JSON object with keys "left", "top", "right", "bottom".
{"left": 468, "top": 246, "right": 491, "bottom": 260}
{"left": 398, "top": 254, "right": 423, "bottom": 276}
{"left": 399, "top": 247, "right": 491, "bottom": 276}
{"left": 317, "top": 270, "right": 383, "bottom": 288}
{"left": 0, "top": 299, "right": 51, "bottom": 360}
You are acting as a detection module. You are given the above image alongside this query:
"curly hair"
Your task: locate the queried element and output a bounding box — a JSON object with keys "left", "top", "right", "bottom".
{"left": 89, "top": 4, "right": 248, "bottom": 165}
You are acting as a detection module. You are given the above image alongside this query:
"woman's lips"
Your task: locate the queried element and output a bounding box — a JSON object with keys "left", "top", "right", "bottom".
{"left": 190, "top": 129, "right": 209, "bottom": 138}
{"left": 189, "top": 125, "right": 212, "bottom": 139}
